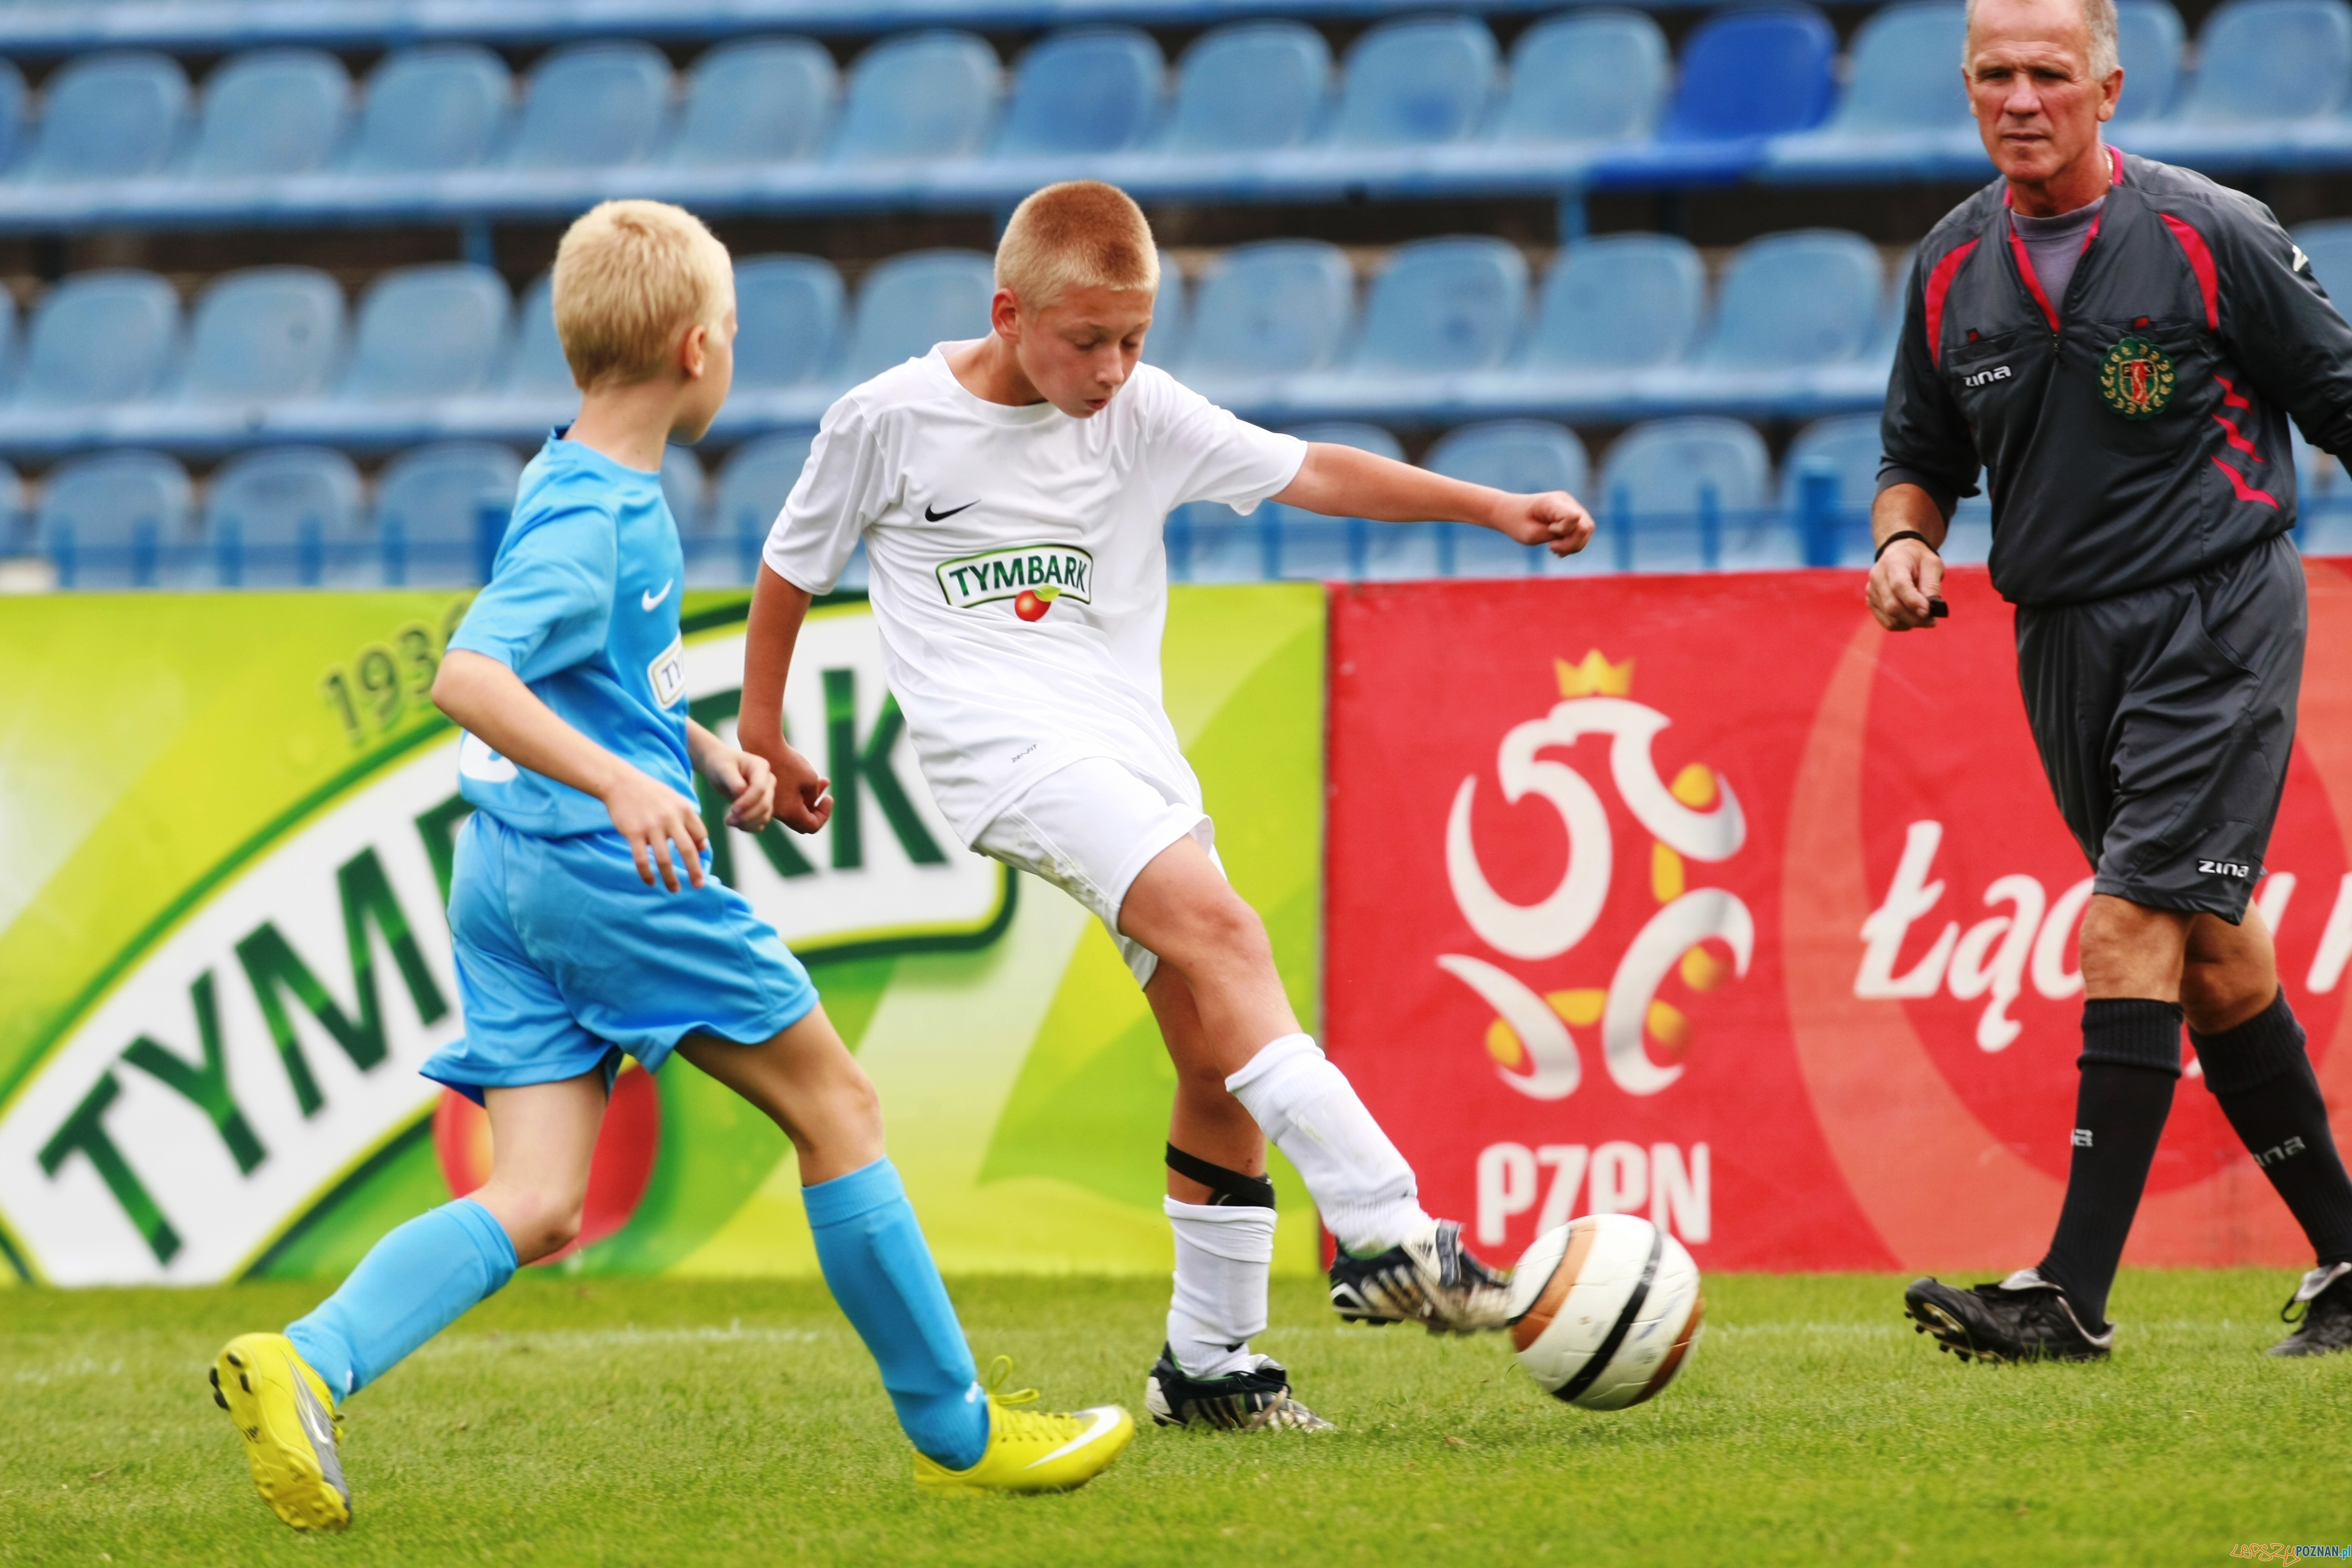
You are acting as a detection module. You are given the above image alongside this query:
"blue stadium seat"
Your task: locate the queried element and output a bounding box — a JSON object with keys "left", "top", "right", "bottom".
{"left": 1824, "top": 4, "right": 1967, "bottom": 134}
{"left": 671, "top": 36, "right": 838, "bottom": 166}
{"left": 26, "top": 51, "right": 189, "bottom": 180}
{"left": 1143, "top": 252, "right": 1189, "bottom": 368}
{"left": 0, "top": 460, "right": 25, "bottom": 557}
{"left": 661, "top": 443, "right": 706, "bottom": 531}
{"left": 344, "top": 47, "right": 512, "bottom": 174}
{"left": 38, "top": 449, "right": 196, "bottom": 589}
{"left": 734, "top": 255, "right": 846, "bottom": 390}
{"left": 1350, "top": 237, "right": 1526, "bottom": 374}
{"left": 845, "top": 250, "right": 994, "bottom": 380}
{"left": 506, "top": 41, "right": 671, "bottom": 171}
{"left": 1183, "top": 241, "right": 1354, "bottom": 378}
{"left": 2294, "top": 426, "right": 2352, "bottom": 554}
{"left": 1425, "top": 419, "right": 1592, "bottom": 577}
{"left": 997, "top": 28, "right": 1163, "bottom": 156}
{"left": 181, "top": 267, "right": 345, "bottom": 403}
{"left": 503, "top": 271, "right": 572, "bottom": 397}
{"left": 1520, "top": 235, "right": 1705, "bottom": 371}
{"left": 1700, "top": 230, "right": 1883, "bottom": 369}
{"left": 1162, "top": 22, "right": 1331, "bottom": 154}
{"left": 2112, "top": 0, "right": 2185, "bottom": 122}
{"left": 373, "top": 441, "right": 522, "bottom": 587}
{"left": 19, "top": 270, "right": 179, "bottom": 407}
{"left": 1598, "top": 418, "right": 1791, "bottom": 572}
{"left": 2177, "top": 0, "right": 2350, "bottom": 124}
{"left": 1597, "top": 6, "right": 1835, "bottom": 184}
{"left": 340, "top": 264, "right": 511, "bottom": 400}
{"left": 1492, "top": 11, "right": 1668, "bottom": 146}
{"left": 1780, "top": 413, "right": 1883, "bottom": 566}
{"left": 0, "top": 65, "right": 26, "bottom": 175}
{"left": 710, "top": 431, "right": 816, "bottom": 586}
{"left": 2294, "top": 218, "right": 2352, "bottom": 302}
{"left": 1327, "top": 16, "right": 1496, "bottom": 149}
{"left": 831, "top": 32, "right": 1000, "bottom": 163}
{"left": 204, "top": 445, "right": 365, "bottom": 587}
{"left": 187, "top": 50, "right": 350, "bottom": 178}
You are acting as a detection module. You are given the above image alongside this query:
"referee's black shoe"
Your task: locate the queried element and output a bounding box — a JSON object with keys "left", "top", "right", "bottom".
{"left": 2266, "top": 1263, "right": 2352, "bottom": 1357}
{"left": 1903, "top": 1269, "right": 2114, "bottom": 1363}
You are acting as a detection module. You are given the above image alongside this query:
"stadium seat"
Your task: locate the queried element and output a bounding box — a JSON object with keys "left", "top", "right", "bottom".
{"left": 204, "top": 445, "right": 365, "bottom": 587}
{"left": 709, "top": 431, "right": 815, "bottom": 586}
{"left": 505, "top": 41, "right": 672, "bottom": 171}
{"left": 1142, "top": 252, "right": 1189, "bottom": 368}
{"left": 2177, "top": 0, "right": 2350, "bottom": 124}
{"left": 1425, "top": 419, "right": 1593, "bottom": 577}
{"left": 0, "top": 459, "right": 25, "bottom": 555}
{"left": 1161, "top": 22, "right": 1331, "bottom": 155}
{"left": 187, "top": 50, "right": 350, "bottom": 178}
{"left": 830, "top": 32, "right": 1001, "bottom": 163}
{"left": 1519, "top": 235, "right": 1705, "bottom": 371}
{"left": 503, "top": 272, "right": 573, "bottom": 398}
{"left": 180, "top": 267, "right": 345, "bottom": 403}
{"left": 1599, "top": 417, "right": 1795, "bottom": 571}
{"left": 373, "top": 441, "right": 523, "bottom": 586}
{"left": 1700, "top": 230, "right": 1883, "bottom": 370}
{"left": 1598, "top": 6, "right": 1836, "bottom": 183}
{"left": 339, "top": 264, "right": 511, "bottom": 400}
{"left": 1350, "top": 237, "right": 1527, "bottom": 374}
{"left": 25, "top": 51, "right": 189, "bottom": 180}
{"left": 2295, "top": 218, "right": 2352, "bottom": 301}
{"left": 844, "top": 250, "right": 994, "bottom": 380}
{"left": 344, "top": 47, "right": 512, "bottom": 174}
{"left": 2112, "top": 0, "right": 2185, "bottom": 122}
{"left": 0, "top": 64, "right": 25, "bottom": 174}
{"left": 996, "top": 28, "right": 1163, "bottom": 157}
{"left": 732, "top": 255, "right": 846, "bottom": 391}
{"left": 2295, "top": 426, "right": 2352, "bottom": 553}
{"left": 660, "top": 443, "right": 707, "bottom": 531}
{"left": 1181, "top": 241, "right": 1354, "bottom": 379}
{"left": 38, "top": 449, "right": 197, "bottom": 589}
{"left": 671, "top": 36, "right": 838, "bottom": 167}
{"left": 1780, "top": 413, "right": 1883, "bottom": 566}
{"left": 1491, "top": 11, "right": 1668, "bottom": 147}
{"left": 1327, "top": 16, "right": 1497, "bottom": 149}
{"left": 19, "top": 270, "right": 179, "bottom": 407}
{"left": 1826, "top": 3, "right": 1967, "bottom": 134}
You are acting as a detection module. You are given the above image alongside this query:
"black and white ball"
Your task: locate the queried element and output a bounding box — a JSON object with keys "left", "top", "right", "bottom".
{"left": 1506, "top": 1214, "right": 1704, "bottom": 1410}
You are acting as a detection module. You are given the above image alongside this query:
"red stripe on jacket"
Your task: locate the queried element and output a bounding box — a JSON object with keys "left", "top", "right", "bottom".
{"left": 2160, "top": 212, "right": 2221, "bottom": 330}
{"left": 1924, "top": 239, "right": 1980, "bottom": 367}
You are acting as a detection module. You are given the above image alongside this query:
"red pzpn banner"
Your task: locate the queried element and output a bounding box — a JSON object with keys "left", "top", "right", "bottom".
{"left": 1324, "top": 563, "right": 2352, "bottom": 1271}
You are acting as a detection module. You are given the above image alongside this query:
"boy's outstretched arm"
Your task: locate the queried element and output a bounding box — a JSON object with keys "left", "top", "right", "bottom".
{"left": 1272, "top": 441, "right": 1595, "bottom": 557}
{"left": 737, "top": 563, "right": 835, "bottom": 834}
{"left": 433, "top": 650, "right": 710, "bottom": 892}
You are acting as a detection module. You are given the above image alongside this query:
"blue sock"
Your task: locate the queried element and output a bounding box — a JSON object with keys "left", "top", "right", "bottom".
{"left": 803, "top": 1159, "right": 987, "bottom": 1469}
{"left": 285, "top": 1197, "right": 518, "bottom": 1401}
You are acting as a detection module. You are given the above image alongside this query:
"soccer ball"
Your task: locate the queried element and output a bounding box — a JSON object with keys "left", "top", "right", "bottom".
{"left": 1505, "top": 1214, "right": 1705, "bottom": 1410}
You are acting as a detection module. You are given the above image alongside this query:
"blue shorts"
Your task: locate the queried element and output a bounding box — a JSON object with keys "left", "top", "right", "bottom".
{"left": 422, "top": 811, "right": 819, "bottom": 1103}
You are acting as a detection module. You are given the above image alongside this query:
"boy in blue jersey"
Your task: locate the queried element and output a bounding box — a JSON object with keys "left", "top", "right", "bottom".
{"left": 209, "top": 201, "right": 1132, "bottom": 1532}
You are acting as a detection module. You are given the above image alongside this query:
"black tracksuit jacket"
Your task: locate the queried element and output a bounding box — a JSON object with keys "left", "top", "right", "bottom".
{"left": 1878, "top": 146, "right": 2352, "bottom": 607}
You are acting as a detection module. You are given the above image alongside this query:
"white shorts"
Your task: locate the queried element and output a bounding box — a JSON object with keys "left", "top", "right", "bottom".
{"left": 972, "top": 756, "right": 1216, "bottom": 987}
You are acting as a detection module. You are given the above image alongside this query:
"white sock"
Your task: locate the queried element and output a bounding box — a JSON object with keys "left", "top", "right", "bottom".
{"left": 1223, "top": 1033, "right": 1429, "bottom": 1254}
{"left": 1165, "top": 1198, "right": 1275, "bottom": 1379}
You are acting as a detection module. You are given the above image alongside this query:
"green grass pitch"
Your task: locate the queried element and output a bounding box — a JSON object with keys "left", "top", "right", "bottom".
{"left": 2, "top": 1271, "right": 2344, "bottom": 1566}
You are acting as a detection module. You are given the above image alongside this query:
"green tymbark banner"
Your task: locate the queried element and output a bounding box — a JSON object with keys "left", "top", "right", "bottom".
{"left": 0, "top": 586, "right": 1325, "bottom": 1286}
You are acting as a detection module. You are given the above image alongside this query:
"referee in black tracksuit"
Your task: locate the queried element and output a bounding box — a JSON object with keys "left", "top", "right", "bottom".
{"left": 1876, "top": 0, "right": 2352, "bottom": 1360}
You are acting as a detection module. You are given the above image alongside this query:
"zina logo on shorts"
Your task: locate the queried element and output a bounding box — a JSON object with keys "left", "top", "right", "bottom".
{"left": 2200, "top": 858, "right": 2254, "bottom": 878}
{"left": 935, "top": 544, "right": 1094, "bottom": 612}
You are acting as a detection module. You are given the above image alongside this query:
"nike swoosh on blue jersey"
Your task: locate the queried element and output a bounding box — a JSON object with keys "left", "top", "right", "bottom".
{"left": 641, "top": 580, "right": 673, "bottom": 612}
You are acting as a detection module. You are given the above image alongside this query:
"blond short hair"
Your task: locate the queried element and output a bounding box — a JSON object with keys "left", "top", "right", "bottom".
{"left": 995, "top": 181, "right": 1160, "bottom": 310}
{"left": 551, "top": 200, "right": 734, "bottom": 390}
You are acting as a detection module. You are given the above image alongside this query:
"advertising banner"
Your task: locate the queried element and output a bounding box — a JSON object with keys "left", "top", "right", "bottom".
{"left": 1325, "top": 562, "right": 2352, "bottom": 1272}
{"left": 0, "top": 584, "right": 1327, "bottom": 1286}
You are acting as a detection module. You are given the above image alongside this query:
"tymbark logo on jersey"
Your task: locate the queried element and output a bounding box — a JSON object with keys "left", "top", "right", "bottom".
{"left": 935, "top": 544, "right": 1095, "bottom": 621}
{"left": 1436, "top": 650, "right": 1753, "bottom": 1103}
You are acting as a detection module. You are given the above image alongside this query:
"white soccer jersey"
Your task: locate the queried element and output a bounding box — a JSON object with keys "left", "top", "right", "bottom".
{"left": 763, "top": 344, "right": 1307, "bottom": 843}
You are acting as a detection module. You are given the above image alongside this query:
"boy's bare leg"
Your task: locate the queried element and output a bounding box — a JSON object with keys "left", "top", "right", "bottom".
{"left": 675, "top": 1004, "right": 883, "bottom": 1182}
{"left": 471, "top": 1072, "right": 611, "bottom": 1263}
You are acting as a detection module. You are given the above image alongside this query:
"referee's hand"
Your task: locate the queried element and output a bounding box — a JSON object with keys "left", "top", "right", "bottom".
{"left": 1867, "top": 537, "right": 1945, "bottom": 631}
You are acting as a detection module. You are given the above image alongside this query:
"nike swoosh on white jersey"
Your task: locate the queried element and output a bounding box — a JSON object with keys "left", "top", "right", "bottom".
{"left": 1025, "top": 1406, "right": 1123, "bottom": 1469}
{"left": 642, "top": 580, "right": 674, "bottom": 612}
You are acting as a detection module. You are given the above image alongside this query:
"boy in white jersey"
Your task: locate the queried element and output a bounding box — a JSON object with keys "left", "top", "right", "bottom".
{"left": 743, "top": 182, "right": 1593, "bottom": 1432}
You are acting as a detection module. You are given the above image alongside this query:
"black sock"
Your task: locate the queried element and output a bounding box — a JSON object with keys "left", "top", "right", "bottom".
{"left": 2037, "top": 999, "right": 2183, "bottom": 1327}
{"left": 2192, "top": 991, "right": 2352, "bottom": 1268}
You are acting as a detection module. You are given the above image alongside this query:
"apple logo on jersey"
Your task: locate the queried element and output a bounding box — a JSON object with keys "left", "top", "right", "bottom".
{"left": 1015, "top": 586, "right": 1062, "bottom": 622}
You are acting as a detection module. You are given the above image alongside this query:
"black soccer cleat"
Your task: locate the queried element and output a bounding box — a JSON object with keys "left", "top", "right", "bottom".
{"left": 1903, "top": 1268, "right": 2115, "bottom": 1364}
{"left": 1144, "top": 1345, "right": 1336, "bottom": 1432}
{"left": 1328, "top": 1218, "right": 1512, "bottom": 1333}
{"left": 2266, "top": 1262, "right": 2352, "bottom": 1357}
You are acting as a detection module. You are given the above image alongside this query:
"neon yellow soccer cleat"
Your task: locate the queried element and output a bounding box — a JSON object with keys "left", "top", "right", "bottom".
{"left": 913, "top": 1357, "right": 1135, "bottom": 1496}
{"left": 210, "top": 1332, "right": 351, "bottom": 1532}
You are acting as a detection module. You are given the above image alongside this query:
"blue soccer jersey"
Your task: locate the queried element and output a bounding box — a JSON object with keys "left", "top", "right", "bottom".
{"left": 446, "top": 431, "right": 693, "bottom": 837}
